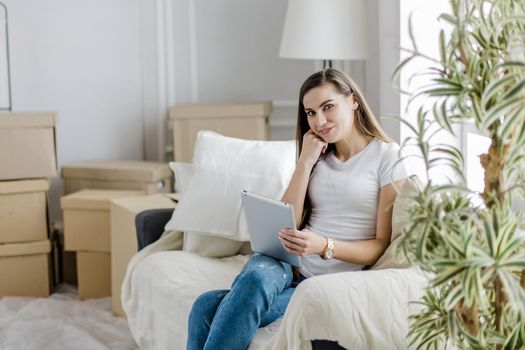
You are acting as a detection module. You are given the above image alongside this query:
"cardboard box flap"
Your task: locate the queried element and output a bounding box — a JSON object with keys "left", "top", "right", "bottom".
{"left": 0, "top": 240, "right": 51, "bottom": 257}
{"left": 61, "top": 189, "right": 144, "bottom": 210}
{"left": 0, "top": 112, "right": 57, "bottom": 129}
{"left": 0, "top": 179, "right": 49, "bottom": 194}
{"left": 169, "top": 101, "right": 272, "bottom": 120}
{"left": 61, "top": 161, "right": 172, "bottom": 182}
{"left": 110, "top": 193, "right": 177, "bottom": 213}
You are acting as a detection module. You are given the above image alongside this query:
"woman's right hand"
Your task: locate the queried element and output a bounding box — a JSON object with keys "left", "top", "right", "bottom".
{"left": 298, "top": 130, "right": 328, "bottom": 168}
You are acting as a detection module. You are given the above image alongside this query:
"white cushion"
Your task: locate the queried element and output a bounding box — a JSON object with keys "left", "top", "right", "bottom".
{"left": 171, "top": 161, "right": 193, "bottom": 193}
{"left": 372, "top": 175, "right": 421, "bottom": 270}
{"left": 169, "top": 161, "right": 245, "bottom": 258}
{"left": 129, "top": 250, "right": 250, "bottom": 349}
{"left": 271, "top": 267, "right": 426, "bottom": 349}
{"left": 165, "top": 131, "right": 296, "bottom": 241}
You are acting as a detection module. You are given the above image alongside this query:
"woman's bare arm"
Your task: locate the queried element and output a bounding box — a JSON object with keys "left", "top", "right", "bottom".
{"left": 281, "top": 161, "right": 314, "bottom": 225}
{"left": 280, "top": 179, "right": 405, "bottom": 266}
{"left": 281, "top": 130, "right": 327, "bottom": 226}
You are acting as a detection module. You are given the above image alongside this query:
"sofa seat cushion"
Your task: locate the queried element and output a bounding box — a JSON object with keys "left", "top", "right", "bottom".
{"left": 125, "top": 250, "right": 281, "bottom": 349}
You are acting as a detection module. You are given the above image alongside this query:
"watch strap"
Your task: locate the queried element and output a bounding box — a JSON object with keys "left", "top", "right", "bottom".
{"left": 321, "top": 236, "right": 335, "bottom": 260}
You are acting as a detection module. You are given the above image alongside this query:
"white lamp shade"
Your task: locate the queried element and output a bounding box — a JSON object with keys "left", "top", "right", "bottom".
{"left": 279, "top": 0, "right": 369, "bottom": 61}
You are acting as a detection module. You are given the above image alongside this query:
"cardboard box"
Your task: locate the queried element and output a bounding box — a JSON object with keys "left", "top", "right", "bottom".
{"left": 0, "top": 179, "right": 49, "bottom": 244}
{"left": 169, "top": 102, "right": 271, "bottom": 162}
{"left": 77, "top": 251, "right": 111, "bottom": 300}
{"left": 61, "top": 160, "right": 173, "bottom": 195}
{"left": 0, "top": 112, "right": 57, "bottom": 180}
{"left": 0, "top": 240, "right": 52, "bottom": 297}
{"left": 110, "top": 193, "right": 178, "bottom": 317}
{"left": 61, "top": 190, "right": 143, "bottom": 252}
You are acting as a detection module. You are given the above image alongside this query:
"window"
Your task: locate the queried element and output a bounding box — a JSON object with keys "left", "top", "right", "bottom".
{"left": 399, "top": 0, "right": 490, "bottom": 191}
{"left": 463, "top": 124, "right": 491, "bottom": 193}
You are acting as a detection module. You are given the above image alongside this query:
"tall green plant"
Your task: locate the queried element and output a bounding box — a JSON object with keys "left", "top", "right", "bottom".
{"left": 395, "top": 0, "right": 525, "bottom": 349}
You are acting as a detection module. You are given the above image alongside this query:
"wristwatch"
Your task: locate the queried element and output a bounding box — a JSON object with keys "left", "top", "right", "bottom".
{"left": 321, "top": 236, "right": 335, "bottom": 260}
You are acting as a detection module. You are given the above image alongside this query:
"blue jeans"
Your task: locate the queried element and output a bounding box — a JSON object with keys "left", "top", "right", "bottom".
{"left": 187, "top": 254, "right": 304, "bottom": 350}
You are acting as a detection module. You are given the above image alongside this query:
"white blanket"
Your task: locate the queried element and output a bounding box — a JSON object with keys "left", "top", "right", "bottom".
{"left": 122, "top": 232, "right": 427, "bottom": 349}
{"left": 122, "top": 232, "right": 278, "bottom": 349}
{"left": 269, "top": 268, "right": 427, "bottom": 350}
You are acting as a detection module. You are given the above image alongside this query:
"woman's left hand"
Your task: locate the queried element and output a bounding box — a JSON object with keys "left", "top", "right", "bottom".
{"left": 278, "top": 228, "right": 326, "bottom": 256}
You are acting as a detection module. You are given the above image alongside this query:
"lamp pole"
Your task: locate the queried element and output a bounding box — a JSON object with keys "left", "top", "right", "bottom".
{"left": 0, "top": 1, "right": 11, "bottom": 111}
{"left": 322, "top": 60, "right": 333, "bottom": 69}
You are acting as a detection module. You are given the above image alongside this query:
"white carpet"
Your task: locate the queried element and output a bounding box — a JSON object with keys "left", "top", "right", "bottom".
{"left": 0, "top": 284, "right": 138, "bottom": 350}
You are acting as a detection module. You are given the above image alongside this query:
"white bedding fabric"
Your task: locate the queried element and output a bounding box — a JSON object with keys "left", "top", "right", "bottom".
{"left": 269, "top": 268, "right": 427, "bottom": 350}
{"left": 122, "top": 232, "right": 427, "bottom": 350}
{"left": 0, "top": 284, "right": 137, "bottom": 350}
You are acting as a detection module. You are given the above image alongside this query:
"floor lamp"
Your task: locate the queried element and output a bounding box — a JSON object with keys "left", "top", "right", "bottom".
{"left": 279, "top": 0, "right": 369, "bottom": 70}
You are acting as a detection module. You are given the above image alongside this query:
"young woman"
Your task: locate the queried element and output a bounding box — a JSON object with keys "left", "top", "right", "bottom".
{"left": 187, "top": 68, "right": 408, "bottom": 350}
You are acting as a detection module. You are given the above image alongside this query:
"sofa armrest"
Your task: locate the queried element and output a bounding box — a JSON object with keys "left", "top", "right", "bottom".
{"left": 135, "top": 208, "right": 175, "bottom": 251}
{"left": 271, "top": 267, "right": 426, "bottom": 350}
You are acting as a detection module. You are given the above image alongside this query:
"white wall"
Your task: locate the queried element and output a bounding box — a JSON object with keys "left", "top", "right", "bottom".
{"left": 161, "top": 0, "right": 315, "bottom": 146}
{"left": 4, "top": 0, "right": 405, "bottom": 224}
{"left": 5, "top": 0, "right": 145, "bottom": 223}
{"left": 377, "top": 0, "right": 402, "bottom": 142}
{"left": 354, "top": 0, "right": 402, "bottom": 144}
{"left": 169, "top": 0, "right": 403, "bottom": 144}
{"left": 192, "top": 0, "right": 312, "bottom": 103}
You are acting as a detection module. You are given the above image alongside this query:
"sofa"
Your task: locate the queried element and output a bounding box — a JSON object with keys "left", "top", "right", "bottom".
{"left": 120, "top": 131, "right": 428, "bottom": 349}
{"left": 134, "top": 209, "right": 352, "bottom": 350}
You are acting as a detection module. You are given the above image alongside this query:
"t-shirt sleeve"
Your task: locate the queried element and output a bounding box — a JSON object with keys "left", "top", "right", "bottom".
{"left": 378, "top": 143, "right": 409, "bottom": 187}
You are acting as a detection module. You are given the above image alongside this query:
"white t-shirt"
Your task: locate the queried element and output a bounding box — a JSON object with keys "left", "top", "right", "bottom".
{"left": 300, "top": 138, "right": 408, "bottom": 278}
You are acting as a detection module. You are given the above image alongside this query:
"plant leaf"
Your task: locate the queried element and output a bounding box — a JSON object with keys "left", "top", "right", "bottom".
{"left": 431, "top": 266, "right": 466, "bottom": 287}
{"left": 482, "top": 96, "right": 524, "bottom": 130}
{"left": 501, "top": 78, "right": 525, "bottom": 101}
{"left": 498, "top": 271, "right": 525, "bottom": 319}
{"left": 481, "top": 74, "right": 519, "bottom": 108}
{"left": 408, "top": 12, "right": 418, "bottom": 52}
{"left": 499, "top": 107, "right": 525, "bottom": 141}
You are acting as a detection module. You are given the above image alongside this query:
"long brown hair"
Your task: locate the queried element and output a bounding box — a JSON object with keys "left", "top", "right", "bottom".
{"left": 296, "top": 68, "right": 392, "bottom": 228}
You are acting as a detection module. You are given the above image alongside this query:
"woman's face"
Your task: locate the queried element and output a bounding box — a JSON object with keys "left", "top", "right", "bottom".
{"left": 302, "top": 83, "right": 358, "bottom": 143}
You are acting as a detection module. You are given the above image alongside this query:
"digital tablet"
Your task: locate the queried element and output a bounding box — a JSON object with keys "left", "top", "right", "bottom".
{"left": 241, "top": 190, "right": 302, "bottom": 267}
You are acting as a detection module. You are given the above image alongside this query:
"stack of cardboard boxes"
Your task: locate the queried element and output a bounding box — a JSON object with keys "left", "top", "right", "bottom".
{"left": 59, "top": 161, "right": 174, "bottom": 301}
{"left": 0, "top": 111, "right": 176, "bottom": 303}
{"left": 0, "top": 112, "right": 58, "bottom": 298}
{"left": 60, "top": 189, "right": 144, "bottom": 299}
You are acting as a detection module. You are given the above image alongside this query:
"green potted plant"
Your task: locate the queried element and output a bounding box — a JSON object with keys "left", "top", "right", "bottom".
{"left": 394, "top": 0, "right": 525, "bottom": 348}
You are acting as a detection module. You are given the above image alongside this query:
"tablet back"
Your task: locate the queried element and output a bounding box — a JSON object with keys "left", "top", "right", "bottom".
{"left": 241, "top": 190, "right": 302, "bottom": 267}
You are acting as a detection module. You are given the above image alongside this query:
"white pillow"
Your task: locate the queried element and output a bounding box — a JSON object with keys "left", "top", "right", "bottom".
{"left": 170, "top": 161, "right": 193, "bottom": 193}
{"left": 168, "top": 161, "right": 245, "bottom": 258}
{"left": 165, "top": 131, "right": 296, "bottom": 241}
{"left": 372, "top": 175, "right": 421, "bottom": 270}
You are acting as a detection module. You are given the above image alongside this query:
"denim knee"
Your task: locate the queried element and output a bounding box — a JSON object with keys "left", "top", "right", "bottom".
{"left": 188, "top": 290, "right": 229, "bottom": 327}
{"left": 249, "top": 254, "right": 291, "bottom": 274}
{"left": 238, "top": 257, "right": 292, "bottom": 291}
